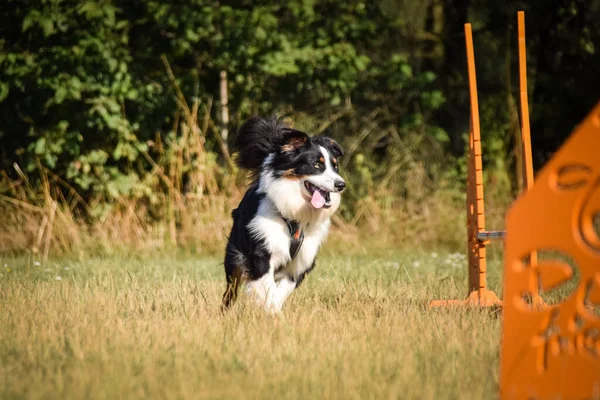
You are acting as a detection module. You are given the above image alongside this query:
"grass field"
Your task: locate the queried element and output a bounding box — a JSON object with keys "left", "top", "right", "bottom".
{"left": 0, "top": 248, "right": 506, "bottom": 400}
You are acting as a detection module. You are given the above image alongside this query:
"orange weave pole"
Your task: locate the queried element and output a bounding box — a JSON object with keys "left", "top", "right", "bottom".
{"left": 518, "top": 12, "right": 535, "bottom": 194}
{"left": 518, "top": 11, "right": 538, "bottom": 261}
{"left": 500, "top": 102, "right": 600, "bottom": 399}
{"left": 464, "top": 23, "right": 495, "bottom": 300}
{"left": 518, "top": 11, "right": 544, "bottom": 308}
{"left": 429, "top": 24, "right": 501, "bottom": 308}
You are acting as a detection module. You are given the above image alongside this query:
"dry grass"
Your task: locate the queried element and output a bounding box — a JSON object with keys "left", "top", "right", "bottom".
{"left": 0, "top": 163, "right": 511, "bottom": 258}
{"left": 0, "top": 249, "right": 504, "bottom": 400}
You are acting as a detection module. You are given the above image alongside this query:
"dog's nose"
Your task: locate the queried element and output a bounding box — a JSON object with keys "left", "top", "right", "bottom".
{"left": 334, "top": 180, "right": 346, "bottom": 192}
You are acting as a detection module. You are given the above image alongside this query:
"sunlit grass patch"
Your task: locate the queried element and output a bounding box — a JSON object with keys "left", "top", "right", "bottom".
{"left": 0, "top": 251, "right": 503, "bottom": 399}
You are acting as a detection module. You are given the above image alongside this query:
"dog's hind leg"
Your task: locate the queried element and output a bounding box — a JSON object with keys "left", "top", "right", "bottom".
{"left": 222, "top": 243, "right": 248, "bottom": 311}
{"left": 222, "top": 264, "right": 244, "bottom": 311}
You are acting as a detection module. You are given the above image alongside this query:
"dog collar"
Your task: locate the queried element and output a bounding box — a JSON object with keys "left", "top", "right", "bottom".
{"left": 283, "top": 218, "right": 304, "bottom": 260}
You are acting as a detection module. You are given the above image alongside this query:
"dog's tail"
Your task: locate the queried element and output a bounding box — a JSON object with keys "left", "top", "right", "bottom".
{"left": 234, "top": 116, "right": 293, "bottom": 172}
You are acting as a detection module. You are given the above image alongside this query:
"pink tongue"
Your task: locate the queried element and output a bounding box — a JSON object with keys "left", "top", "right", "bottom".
{"left": 311, "top": 190, "right": 326, "bottom": 209}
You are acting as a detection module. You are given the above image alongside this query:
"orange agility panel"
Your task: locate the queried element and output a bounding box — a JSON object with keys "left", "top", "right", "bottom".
{"left": 500, "top": 103, "right": 600, "bottom": 399}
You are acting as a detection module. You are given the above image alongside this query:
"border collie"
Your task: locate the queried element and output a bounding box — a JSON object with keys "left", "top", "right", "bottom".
{"left": 222, "top": 116, "right": 346, "bottom": 313}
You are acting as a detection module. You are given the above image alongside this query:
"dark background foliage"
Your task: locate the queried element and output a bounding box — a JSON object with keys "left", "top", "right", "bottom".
{"left": 1, "top": 0, "right": 599, "bottom": 218}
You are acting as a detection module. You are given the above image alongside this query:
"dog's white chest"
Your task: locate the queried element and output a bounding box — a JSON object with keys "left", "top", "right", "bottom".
{"left": 248, "top": 197, "right": 331, "bottom": 281}
{"left": 275, "top": 222, "right": 330, "bottom": 281}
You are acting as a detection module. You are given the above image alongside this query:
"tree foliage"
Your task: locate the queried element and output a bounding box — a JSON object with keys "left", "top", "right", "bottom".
{"left": 1, "top": 0, "right": 598, "bottom": 214}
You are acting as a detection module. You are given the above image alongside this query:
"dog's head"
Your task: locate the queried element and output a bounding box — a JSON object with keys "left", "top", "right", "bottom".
{"left": 259, "top": 128, "right": 346, "bottom": 219}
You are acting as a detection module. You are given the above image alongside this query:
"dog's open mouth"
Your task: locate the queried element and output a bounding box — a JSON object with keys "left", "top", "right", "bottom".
{"left": 304, "top": 181, "right": 332, "bottom": 209}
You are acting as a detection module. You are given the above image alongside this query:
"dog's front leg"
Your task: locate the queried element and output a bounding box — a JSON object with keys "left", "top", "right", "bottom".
{"left": 245, "top": 269, "right": 280, "bottom": 314}
{"left": 245, "top": 274, "right": 296, "bottom": 314}
{"left": 271, "top": 277, "right": 296, "bottom": 313}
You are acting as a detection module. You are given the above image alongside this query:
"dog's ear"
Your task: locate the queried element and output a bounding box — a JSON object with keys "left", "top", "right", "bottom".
{"left": 280, "top": 129, "right": 310, "bottom": 152}
{"left": 314, "top": 136, "right": 344, "bottom": 158}
{"left": 326, "top": 138, "right": 344, "bottom": 158}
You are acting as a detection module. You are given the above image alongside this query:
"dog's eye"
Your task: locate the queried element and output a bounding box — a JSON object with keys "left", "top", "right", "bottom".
{"left": 314, "top": 163, "right": 322, "bottom": 169}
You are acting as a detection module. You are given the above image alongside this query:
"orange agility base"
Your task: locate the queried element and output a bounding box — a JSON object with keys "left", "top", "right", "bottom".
{"left": 500, "top": 102, "right": 600, "bottom": 399}
{"left": 430, "top": 11, "right": 544, "bottom": 308}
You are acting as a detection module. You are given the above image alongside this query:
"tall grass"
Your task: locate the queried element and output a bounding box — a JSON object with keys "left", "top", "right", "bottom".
{"left": 0, "top": 162, "right": 514, "bottom": 259}
{"left": 0, "top": 161, "right": 514, "bottom": 259}
{"left": 0, "top": 162, "right": 241, "bottom": 257}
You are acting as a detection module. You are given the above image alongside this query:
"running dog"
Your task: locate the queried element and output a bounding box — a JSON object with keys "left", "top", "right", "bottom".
{"left": 222, "top": 116, "right": 346, "bottom": 313}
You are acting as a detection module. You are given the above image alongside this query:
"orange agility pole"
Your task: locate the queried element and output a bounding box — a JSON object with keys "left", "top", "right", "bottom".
{"left": 430, "top": 12, "right": 537, "bottom": 308}
{"left": 500, "top": 102, "right": 600, "bottom": 399}
{"left": 518, "top": 12, "right": 545, "bottom": 308}
{"left": 518, "top": 11, "right": 535, "bottom": 206}
{"left": 462, "top": 21, "right": 502, "bottom": 306}
{"left": 430, "top": 23, "right": 503, "bottom": 307}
